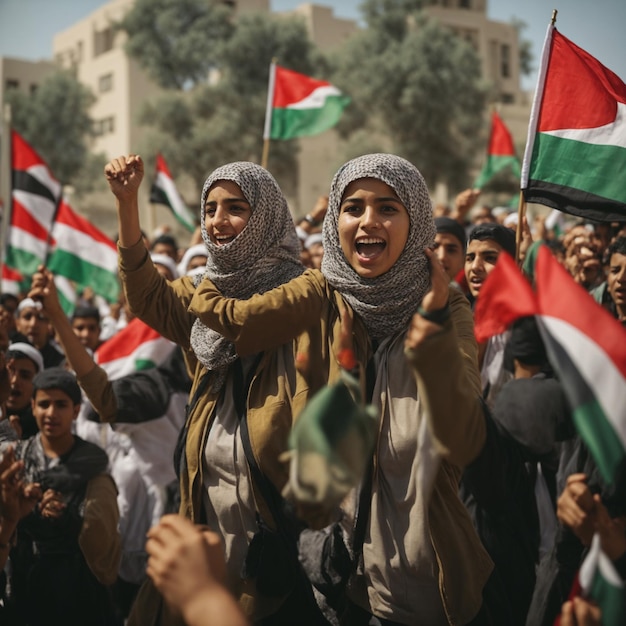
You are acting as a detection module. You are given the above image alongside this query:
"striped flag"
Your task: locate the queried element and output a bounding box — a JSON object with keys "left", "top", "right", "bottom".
{"left": 474, "top": 246, "right": 626, "bottom": 486}
{"left": 2, "top": 131, "right": 61, "bottom": 293}
{"left": 47, "top": 199, "right": 120, "bottom": 304}
{"left": 263, "top": 63, "right": 350, "bottom": 141}
{"left": 149, "top": 154, "right": 195, "bottom": 232}
{"left": 561, "top": 533, "right": 626, "bottom": 626}
{"left": 95, "top": 317, "right": 176, "bottom": 381}
{"left": 474, "top": 111, "right": 521, "bottom": 189}
{"left": 522, "top": 24, "right": 626, "bottom": 221}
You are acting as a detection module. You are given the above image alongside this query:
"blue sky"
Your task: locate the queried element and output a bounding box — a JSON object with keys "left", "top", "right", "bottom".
{"left": 1, "top": 0, "right": 625, "bottom": 91}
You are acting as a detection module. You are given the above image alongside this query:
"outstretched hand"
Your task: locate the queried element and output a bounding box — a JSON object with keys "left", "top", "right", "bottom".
{"left": 28, "top": 266, "right": 63, "bottom": 320}
{"left": 104, "top": 154, "right": 144, "bottom": 201}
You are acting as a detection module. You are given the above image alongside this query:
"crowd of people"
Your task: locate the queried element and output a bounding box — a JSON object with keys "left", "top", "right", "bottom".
{"left": 0, "top": 150, "right": 623, "bottom": 626}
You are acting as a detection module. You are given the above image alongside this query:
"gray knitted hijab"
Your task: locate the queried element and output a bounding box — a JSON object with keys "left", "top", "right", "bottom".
{"left": 321, "top": 153, "right": 435, "bottom": 341}
{"left": 190, "top": 161, "right": 303, "bottom": 391}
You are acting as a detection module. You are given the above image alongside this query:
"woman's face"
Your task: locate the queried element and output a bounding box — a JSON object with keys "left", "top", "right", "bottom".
{"left": 338, "top": 178, "right": 410, "bottom": 278}
{"left": 204, "top": 180, "right": 252, "bottom": 245}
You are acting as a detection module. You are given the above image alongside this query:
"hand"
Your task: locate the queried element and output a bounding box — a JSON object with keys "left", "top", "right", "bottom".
{"left": 310, "top": 195, "right": 329, "bottom": 223}
{"left": 451, "top": 188, "right": 480, "bottom": 221}
{"left": 557, "top": 474, "right": 595, "bottom": 546}
{"left": 28, "top": 266, "right": 64, "bottom": 320}
{"left": 146, "top": 515, "right": 227, "bottom": 612}
{"left": 8, "top": 415, "right": 22, "bottom": 439}
{"left": 38, "top": 489, "right": 66, "bottom": 520}
{"left": 593, "top": 494, "right": 626, "bottom": 561}
{"left": 405, "top": 249, "right": 449, "bottom": 351}
{"left": 104, "top": 154, "right": 144, "bottom": 201}
{"left": 0, "top": 447, "right": 42, "bottom": 524}
{"left": 560, "top": 597, "right": 601, "bottom": 626}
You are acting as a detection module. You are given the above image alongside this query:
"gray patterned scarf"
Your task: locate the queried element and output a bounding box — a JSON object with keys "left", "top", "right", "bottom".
{"left": 190, "top": 162, "right": 303, "bottom": 391}
{"left": 321, "top": 153, "right": 435, "bottom": 341}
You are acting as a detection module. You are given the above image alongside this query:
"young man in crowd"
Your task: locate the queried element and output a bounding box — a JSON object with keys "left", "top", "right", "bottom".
{"left": 5, "top": 367, "right": 121, "bottom": 625}
{"left": 14, "top": 298, "right": 64, "bottom": 368}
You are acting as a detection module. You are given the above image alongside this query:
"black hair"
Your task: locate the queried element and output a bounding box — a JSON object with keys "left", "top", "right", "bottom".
{"left": 71, "top": 305, "right": 100, "bottom": 323}
{"left": 434, "top": 217, "right": 467, "bottom": 253}
{"left": 150, "top": 234, "right": 178, "bottom": 250}
{"left": 468, "top": 223, "right": 516, "bottom": 258}
{"left": 608, "top": 235, "right": 626, "bottom": 258}
{"left": 32, "top": 368, "right": 82, "bottom": 405}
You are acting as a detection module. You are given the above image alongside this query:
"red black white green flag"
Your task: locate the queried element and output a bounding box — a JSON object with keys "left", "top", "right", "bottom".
{"left": 474, "top": 246, "right": 626, "bottom": 487}
{"left": 149, "top": 154, "right": 196, "bottom": 232}
{"left": 263, "top": 63, "right": 350, "bottom": 141}
{"left": 474, "top": 111, "right": 521, "bottom": 189}
{"left": 521, "top": 24, "right": 626, "bottom": 221}
{"left": 2, "top": 131, "right": 61, "bottom": 293}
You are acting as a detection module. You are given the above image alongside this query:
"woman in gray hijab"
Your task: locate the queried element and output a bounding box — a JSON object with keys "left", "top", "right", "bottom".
{"left": 187, "top": 153, "right": 492, "bottom": 625}
{"left": 105, "top": 155, "right": 330, "bottom": 626}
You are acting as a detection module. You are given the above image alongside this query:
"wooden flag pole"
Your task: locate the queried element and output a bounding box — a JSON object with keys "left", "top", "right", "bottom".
{"left": 0, "top": 103, "right": 12, "bottom": 272}
{"left": 261, "top": 58, "right": 278, "bottom": 170}
{"left": 515, "top": 190, "right": 526, "bottom": 265}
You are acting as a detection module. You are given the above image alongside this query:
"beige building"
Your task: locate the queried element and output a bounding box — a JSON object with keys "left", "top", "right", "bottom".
{"left": 6, "top": 0, "right": 529, "bottom": 235}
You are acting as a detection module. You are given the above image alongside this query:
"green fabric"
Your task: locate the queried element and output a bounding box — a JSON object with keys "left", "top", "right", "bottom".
{"left": 284, "top": 368, "right": 378, "bottom": 513}
{"left": 270, "top": 95, "right": 350, "bottom": 140}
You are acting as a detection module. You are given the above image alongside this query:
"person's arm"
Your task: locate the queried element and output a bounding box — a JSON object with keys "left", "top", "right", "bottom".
{"left": 146, "top": 515, "right": 249, "bottom": 626}
{"left": 104, "top": 154, "right": 144, "bottom": 249}
{"left": 405, "top": 250, "right": 485, "bottom": 466}
{"left": 0, "top": 448, "right": 41, "bottom": 568}
{"left": 78, "top": 473, "right": 121, "bottom": 586}
{"left": 29, "top": 267, "right": 96, "bottom": 378}
{"left": 187, "top": 270, "right": 328, "bottom": 356}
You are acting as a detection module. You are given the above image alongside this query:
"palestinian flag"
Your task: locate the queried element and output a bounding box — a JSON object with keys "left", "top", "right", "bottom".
{"left": 474, "top": 111, "right": 521, "bottom": 189}
{"left": 95, "top": 317, "right": 176, "bottom": 381}
{"left": 149, "top": 154, "right": 196, "bottom": 232}
{"left": 555, "top": 533, "right": 626, "bottom": 626}
{"left": 474, "top": 246, "right": 626, "bottom": 486}
{"left": 522, "top": 24, "right": 626, "bottom": 221}
{"left": 2, "top": 131, "right": 61, "bottom": 293}
{"left": 47, "top": 199, "right": 120, "bottom": 304}
{"left": 263, "top": 63, "right": 350, "bottom": 140}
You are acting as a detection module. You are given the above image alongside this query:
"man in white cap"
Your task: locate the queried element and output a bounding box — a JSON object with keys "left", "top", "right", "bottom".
{"left": 14, "top": 298, "right": 64, "bottom": 368}
{"left": 3, "top": 342, "right": 44, "bottom": 439}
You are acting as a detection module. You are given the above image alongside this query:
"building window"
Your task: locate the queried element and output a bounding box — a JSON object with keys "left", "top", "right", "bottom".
{"left": 94, "top": 27, "right": 115, "bottom": 57}
{"left": 93, "top": 116, "right": 115, "bottom": 136}
{"left": 500, "top": 93, "right": 515, "bottom": 104}
{"left": 501, "top": 44, "right": 511, "bottom": 78}
{"left": 99, "top": 73, "right": 113, "bottom": 93}
{"left": 30, "top": 84, "right": 38, "bottom": 95}
{"left": 459, "top": 0, "right": 471, "bottom": 8}
{"left": 5, "top": 79, "right": 19, "bottom": 90}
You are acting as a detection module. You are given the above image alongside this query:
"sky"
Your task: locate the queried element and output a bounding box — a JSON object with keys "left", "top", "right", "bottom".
{"left": 0, "top": 0, "right": 625, "bottom": 92}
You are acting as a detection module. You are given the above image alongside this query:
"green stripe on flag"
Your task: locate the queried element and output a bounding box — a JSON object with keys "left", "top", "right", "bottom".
{"left": 474, "top": 155, "right": 521, "bottom": 189}
{"left": 47, "top": 250, "right": 120, "bottom": 303}
{"left": 572, "top": 399, "right": 626, "bottom": 485}
{"left": 590, "top": 563, "right": 626, "bottom": 626}
{"left": 530, "top": 134, "right": 626, "bottom": 205}
{"left": 6, "top": 246, "right": 43, "bottom": 278}
{"left": 135, "top": 359, "right": 156, "bottom": 371}
{"left": 271, "top": 95, "right": 350, "bottom": 140}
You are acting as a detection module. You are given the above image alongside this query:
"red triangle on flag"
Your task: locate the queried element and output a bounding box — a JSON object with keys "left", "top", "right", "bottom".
{"left": 473, "top": 251, "right": 538, "bottom": 343}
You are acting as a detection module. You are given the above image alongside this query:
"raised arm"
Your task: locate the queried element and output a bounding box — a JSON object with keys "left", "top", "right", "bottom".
{"left": 187, "top": 270, "right": 329, "bottom": 356}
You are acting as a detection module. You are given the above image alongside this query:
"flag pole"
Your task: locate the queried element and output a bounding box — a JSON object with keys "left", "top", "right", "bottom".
{"left": 261, "top": 58, "right": 277, "bottom": 170}
{"left": 515, "top": 190, "right": 526, "bottom": 265}
{"left": 0, "top": 103, "right": 12, "bottom": 275}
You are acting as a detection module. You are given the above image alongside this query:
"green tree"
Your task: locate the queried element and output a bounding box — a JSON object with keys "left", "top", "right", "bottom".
{"left": 122, "top": 10, "right": 324, "bottom": 196}
{"left": 116, "top": 0, "right": 234, "bottom": 90}
{"left": 330, "top": 0, "right": 488, "bottom": 190}
{"left": 511, "top": 17, "right": 533, "bottom": 77}
{"left": 6, "top": 70, "right": 99, "bottom": 188}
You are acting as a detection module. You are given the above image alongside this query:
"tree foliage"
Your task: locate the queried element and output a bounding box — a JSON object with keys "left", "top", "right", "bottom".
{"left": 125, "top": 11, "right": 324, "bottom": 195}
{"left": 330, "top": 0, "right": 488, "bottom": 190}
{"left": 116, "top": 0, "right": 234, "bottom": 90}
{"left": 6, "top": 70, "right": 99, "bottom": 188}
